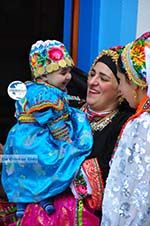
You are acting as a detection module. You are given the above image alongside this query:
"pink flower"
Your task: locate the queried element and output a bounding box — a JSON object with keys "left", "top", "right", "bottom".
{"left": 47, "top": 47, "right": 64, "bottom": 61}
{"left": 77, "top": 185, "right": 87, "bottom": 195}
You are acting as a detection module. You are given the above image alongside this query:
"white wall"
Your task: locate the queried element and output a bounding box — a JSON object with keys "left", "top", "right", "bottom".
{"left": 136, "top": 0, "right": 150, "bottom": 37}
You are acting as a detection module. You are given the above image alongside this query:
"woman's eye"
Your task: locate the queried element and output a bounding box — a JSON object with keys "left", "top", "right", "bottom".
{"left": 100, "top": 76, "right": 109, "bottom": 81}
{"left": 89, "top": 71, "right": 95, "bottom": 77}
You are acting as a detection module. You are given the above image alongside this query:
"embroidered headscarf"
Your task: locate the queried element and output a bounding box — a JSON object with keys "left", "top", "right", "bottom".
{"left": 90, "top": 46, "right": 124, "bottom": 83}
{"left": 121, "top": 31, "right": 150, "bottom": 96}
{"left": 29, "top": 40, "right": 74, "bottom": 78}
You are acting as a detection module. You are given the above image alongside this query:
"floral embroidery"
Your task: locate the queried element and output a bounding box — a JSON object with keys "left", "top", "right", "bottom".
{"left": 70, "top": 168, "right": 90, "bottom": 200}
{"left": 47, "top": 47, "right": 64, "bottom": 61}
{"left": 29, "top": 40, "right": 74, "bottom": 78}
{"left": 130, "top": 39, "right": 146, "bottom": 79}
{"left": 121, "top": 39, "right": 148, "bottom": 87}
{"left": 83, "top": 158, "right": 104, "bottom": 210}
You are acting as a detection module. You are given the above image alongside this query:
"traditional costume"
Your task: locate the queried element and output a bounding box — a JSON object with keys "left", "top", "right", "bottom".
{"left": 2, "top": 40, "right": 93, "bottom": 218}
{"left": 101, "top": 34, "right": 150, "bottom": 226}
{"left": 20, "top": 47, "right": 134, "bottom": 226}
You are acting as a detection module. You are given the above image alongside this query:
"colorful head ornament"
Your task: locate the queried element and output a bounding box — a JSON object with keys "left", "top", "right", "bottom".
{"left": 135, "top": 31, "right": 150, "bottom": 42}
{"left": 91, "top": 46, "right": 124, "bottom": 82}
{"left": 29, "top": 40, "right": 74, "bottom": 78}
{"left": 121, "top": 32, "right": 150, "bottom": 90}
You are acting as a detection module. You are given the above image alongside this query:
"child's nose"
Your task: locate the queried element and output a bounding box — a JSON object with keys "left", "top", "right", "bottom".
{"left": 66, "top": 72, "right": 72, "bottom": 80}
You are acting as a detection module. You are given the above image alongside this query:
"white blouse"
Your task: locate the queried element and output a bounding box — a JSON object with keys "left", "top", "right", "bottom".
{"left": 101, "top": 112, "right": 150, "bottom": 226}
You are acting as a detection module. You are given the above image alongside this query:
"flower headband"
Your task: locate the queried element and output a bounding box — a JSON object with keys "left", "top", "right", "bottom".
{"left": 29, "top": 40, "right": 74, "bottom": 78}
{"left": 121, "top": 39, "right": 147, "bottom": 88}
{"left": 90, "top": 46, "right": 123, "bottom": 82}
{"left": 145, "top": 41, "right": 150, "bottom": 97}
{"left": 93, "top": 48, "right": 121, "bottom": 66}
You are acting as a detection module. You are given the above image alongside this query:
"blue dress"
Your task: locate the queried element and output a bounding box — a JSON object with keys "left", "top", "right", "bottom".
{"left": 2, "top": 80, "right": 93, "bottom": 203}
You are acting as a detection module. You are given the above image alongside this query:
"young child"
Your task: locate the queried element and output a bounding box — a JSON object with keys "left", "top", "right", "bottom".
{"left": 2, "top": 40, "right": 93, "bottom": 219}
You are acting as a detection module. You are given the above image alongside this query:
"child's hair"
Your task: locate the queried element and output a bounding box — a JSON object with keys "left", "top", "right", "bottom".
{"left": 29, "top": 40, "right": 74, "bottom": 79}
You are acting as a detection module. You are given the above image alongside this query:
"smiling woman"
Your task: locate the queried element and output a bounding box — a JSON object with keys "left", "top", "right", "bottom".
{"left": 19, "top": 46, "right": 135, "bottom": 226}
{"left": 87, "top": 62, "right": 119, "bottom": 112}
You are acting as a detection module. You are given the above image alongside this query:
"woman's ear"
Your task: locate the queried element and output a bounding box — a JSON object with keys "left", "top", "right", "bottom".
{"left": 117, "top": 89, "right": 122, "bottom": 98}
{"left": 129, "top": 80, "right": 138, "bottom": 90}
{"left": 117, "top": 90, "right": 124, "bottom": 104}
{"left": 126, "top": 78, "right": 136, "bottom": 87}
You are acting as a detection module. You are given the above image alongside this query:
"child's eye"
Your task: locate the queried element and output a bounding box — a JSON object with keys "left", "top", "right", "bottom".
{"left": 60, "top": 68, "right": 71, "bottom": 75}
{"left": 61, "top": 72, "right": 67, "bottom": 75}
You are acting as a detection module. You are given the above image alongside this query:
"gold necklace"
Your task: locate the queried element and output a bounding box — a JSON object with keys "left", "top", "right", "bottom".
{"left": 90, "top": 110, "right": 118, "bottom": 132}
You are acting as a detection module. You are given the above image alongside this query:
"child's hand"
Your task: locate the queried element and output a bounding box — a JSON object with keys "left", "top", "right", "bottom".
{"left": 67, "top": 138, "right": 72, "bottom": 143}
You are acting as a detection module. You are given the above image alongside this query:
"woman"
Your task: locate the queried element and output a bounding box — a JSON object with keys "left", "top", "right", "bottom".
{"left": 101, "top": 35, "right": 150, "bottom": 226}
{"left": 0, "top": 47, "right": 134, "bottom": 225}
{"left": 18, "top": 46, "right": 134, "bottom": 226}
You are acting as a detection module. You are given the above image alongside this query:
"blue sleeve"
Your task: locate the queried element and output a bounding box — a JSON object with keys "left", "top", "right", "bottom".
{"left": 26, "top": 85, "right": 65, "bottom": 125}
{"left": 26, "top": 84, "right": 70, "bottom": 140}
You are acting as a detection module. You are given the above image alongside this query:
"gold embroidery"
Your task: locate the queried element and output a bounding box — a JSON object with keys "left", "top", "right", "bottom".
{"left": 82, "top": 158, "right": 104, "bottom": 210}
{"left": 90, "top": 110, "right": 118, "bottom": 132}
{"left": 18, "top": 114, "right": 36, "bottom": 122}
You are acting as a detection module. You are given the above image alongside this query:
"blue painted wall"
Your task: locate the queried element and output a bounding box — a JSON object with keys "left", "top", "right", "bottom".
{"left": 63, "top": 0, "right": 72, "bottom": 53}
{"left": 98, "top": 0, "right": 138, "bottom": 50}
{"left": 64, "top": 0, "right": 138, "bottom": 73}
{"left": 78, "top": 0, "right": 101, "bottom": 72}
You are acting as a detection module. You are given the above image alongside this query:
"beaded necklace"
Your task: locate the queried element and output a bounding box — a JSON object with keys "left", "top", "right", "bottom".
{"left": 81, "top": 104, "right": 118, "bottom": 132}
{"left": 90, "top": 110, "right": 118, "bottom": 132}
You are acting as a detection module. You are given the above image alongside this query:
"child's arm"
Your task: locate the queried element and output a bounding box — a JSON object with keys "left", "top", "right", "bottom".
{"left": 27, "top": 86, "right": 71, "bottom": 142}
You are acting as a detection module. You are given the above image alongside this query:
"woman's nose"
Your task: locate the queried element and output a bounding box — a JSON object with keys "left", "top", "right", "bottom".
{"left": 88, "top": 75, "right": 98, "bottom": 85}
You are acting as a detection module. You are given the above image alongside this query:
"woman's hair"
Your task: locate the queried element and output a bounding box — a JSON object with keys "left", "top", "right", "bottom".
{"left": 96, "top": 55, "right": 118, "bottom": 81}
{"left": 90, "top": 48, "right": 124, "bottom": 84}
{"left": 117, "top": 55, "right": 130, "bottom": 82}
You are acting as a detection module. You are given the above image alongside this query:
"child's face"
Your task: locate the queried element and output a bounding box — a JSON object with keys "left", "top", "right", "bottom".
{"left": 44, "top": 67, "right": 72, "bottom": 90}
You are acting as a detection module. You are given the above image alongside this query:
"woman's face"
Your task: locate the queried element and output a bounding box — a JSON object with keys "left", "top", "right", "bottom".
{"left": 86, "top": 62, "right": 119, "bottom": 112}
{"left": 117, "top": 71, "right": 137, "bottom": 108}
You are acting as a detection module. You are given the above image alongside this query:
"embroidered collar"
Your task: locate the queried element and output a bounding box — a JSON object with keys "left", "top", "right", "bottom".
{"left": 137, "top": 95, "right": 150, "bottom": 112}
{"left": 90, "top": 110, "right": 118, "bottom": 132}
{"left": 34, "top": 79, "right": 68, "bottom": 97}
{"left": 81, "top": 104, "right": 115, "bottom": 122}
{"left": 35, "top": 79, "right": 84, "bottom": 103}
{"left": 35, "top": 79, "right": 59, "bottom": 89}
{"left": 81, "top": 103, "right": 118, "bottom": 131}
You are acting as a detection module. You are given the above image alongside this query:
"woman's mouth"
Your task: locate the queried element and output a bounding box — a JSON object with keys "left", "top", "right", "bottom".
{"left": 88, "top": 89, "right": 100, "bottom": 95}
